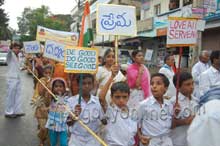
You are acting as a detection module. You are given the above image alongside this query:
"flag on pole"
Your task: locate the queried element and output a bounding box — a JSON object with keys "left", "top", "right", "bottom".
{"left": 78, "top": 1, "right": 93, "bottom": 47}
{"left": 78, "top": 1, "right": 93, "bottom": 104}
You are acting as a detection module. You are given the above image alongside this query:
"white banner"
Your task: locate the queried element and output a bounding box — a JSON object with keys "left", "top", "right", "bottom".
{"left": 23, "top": 41, "right": 41, "bottom": 53}
{"left": 144, "top": 49, "right": 153, "bottom": 61}
{"left": 44, "top": 40, "right": 65, "bottom": 62}
{"left": 96, "top": 4, "right": 137, "bottom": 36}
{"left": 36, "top": 26, "right": 79, "bottom": 46}
{"left": 167, "top": 17, "right": 198, "bottom": 47}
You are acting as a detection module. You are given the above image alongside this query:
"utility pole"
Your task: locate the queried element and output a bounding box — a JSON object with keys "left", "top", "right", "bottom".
{"left": 77, "top": 0, "right": 81, "bottom": 33}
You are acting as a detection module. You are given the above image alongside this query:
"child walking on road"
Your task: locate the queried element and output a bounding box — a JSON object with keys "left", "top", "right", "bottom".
{"left": 45, "top": 78, "right": 69, "bottom": 146}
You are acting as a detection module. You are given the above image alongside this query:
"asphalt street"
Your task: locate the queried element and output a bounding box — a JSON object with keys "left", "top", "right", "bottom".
{"left": 0, "top": 66, "right": 38, "bottom": 146}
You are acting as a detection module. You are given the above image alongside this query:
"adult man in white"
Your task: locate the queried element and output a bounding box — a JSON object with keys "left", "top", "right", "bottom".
{"left": 5, "top": 43, "right": 25, "bottom": 118}
{"left": 187, "top": 86, "right": 220, "bottom": 146}
{"left": 159, "top": 54, "right": 176, "bottom": 99}
{"left": 191, "top": 50, "right": 210, "bottom": 99}
{"left": 199, "top": 50, "right": 220, "bottom": 97}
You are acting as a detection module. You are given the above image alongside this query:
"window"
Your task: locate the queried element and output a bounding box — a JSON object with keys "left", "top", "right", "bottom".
{"left": 183, "top": 0, "right": 193, "bottom": 6}
{"left": 169, "top": 0, "right": 180, "bottom": 10}
{"left": 154, "top": 4, "right": 161, "bottom": 16}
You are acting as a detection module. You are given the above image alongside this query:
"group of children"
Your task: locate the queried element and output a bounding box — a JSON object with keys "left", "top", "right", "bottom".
{"left": 30, "top": 56, "right": 198, "bottom": 146}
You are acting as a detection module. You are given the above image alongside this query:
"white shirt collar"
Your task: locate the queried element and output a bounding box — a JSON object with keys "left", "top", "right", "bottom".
{"left": 81, "top": 95, "right": 97, "bottom": 105}
{"left": 178, "top": 92, "right": 198, "bottom": 103}
{"left": 149, "top": 96, "right": 169, "bottom": 106}
{"left": 210, "top": 66, "right": 220, "bottom": 73}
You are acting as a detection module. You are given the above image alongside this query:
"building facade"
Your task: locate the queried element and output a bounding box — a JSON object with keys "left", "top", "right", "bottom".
{"left": 71, "top": 0, "right": 220, "bottom": 68}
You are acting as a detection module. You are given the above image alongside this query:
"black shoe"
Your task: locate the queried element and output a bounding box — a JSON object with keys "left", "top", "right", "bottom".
{"left": 5, "top": 114, "right": 17, "bottom": 118}
{"left": 15, "top": 113, "right": 25, "bottom": 117}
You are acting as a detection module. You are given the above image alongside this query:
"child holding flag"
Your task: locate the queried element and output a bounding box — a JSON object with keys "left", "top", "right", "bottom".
{"left": 67, "top": 74, "right": 104, "bottom": 146}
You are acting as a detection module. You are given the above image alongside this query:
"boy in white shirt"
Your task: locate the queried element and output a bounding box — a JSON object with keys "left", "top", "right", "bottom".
{"left": 99, "top": 81, "right": 137, "bottom": 146}
{"left": 138, "top": 73, "right": 174, "bottom": 146}
{"left": 170, "top": 72, "right": 199, "bottom": 146}
{"left": 67, "top": 74, "right": 104, "bottom": 146}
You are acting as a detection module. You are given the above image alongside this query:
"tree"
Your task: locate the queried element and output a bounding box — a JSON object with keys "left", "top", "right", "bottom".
{"left": 0, "top": 0, "right": 11, "bottom": 40}
{"left": 17, "top": 6, "right": 72, "bottom": 41}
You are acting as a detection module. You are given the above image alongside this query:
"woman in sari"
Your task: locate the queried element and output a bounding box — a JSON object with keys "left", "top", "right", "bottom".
{"left": 126, "top": 50, "right": 151, "bottom": 109}
{"left": 96, "top": 48, "right": 126, "bottom": 105}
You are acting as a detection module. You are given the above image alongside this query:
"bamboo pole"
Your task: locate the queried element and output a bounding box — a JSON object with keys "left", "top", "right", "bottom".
{"left": 26, "top": 68, "right": 107, "bottom": 146}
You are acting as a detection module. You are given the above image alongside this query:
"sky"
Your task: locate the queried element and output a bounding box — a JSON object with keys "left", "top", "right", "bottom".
{"left": 2, "top": 0, "right": 76, "bottom": 30}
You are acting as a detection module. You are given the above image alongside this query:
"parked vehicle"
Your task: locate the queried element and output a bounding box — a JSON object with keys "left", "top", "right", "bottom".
{"left": 0, "top": 51, "right": 8, "bottom": 65}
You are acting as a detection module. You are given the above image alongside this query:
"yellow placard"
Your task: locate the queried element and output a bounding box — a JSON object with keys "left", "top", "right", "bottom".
{"left": 64, "top": 46, "right": 98, "bottom": 74}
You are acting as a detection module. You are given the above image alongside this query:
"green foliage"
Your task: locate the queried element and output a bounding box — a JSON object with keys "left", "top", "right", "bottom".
{"left": 17, "top": 5, "right": 72, "bottom": 42}
{"left": 0, "top": 0, "right": 11, "bottom": 40}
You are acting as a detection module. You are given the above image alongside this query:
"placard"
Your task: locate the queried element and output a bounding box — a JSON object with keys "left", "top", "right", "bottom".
{"left": 36, "top": 26, "right": 79, "bottom": 46}
{"left": 96, "top": 4, "right": 137, "bottom": 36}
{"left": 64, "top": 46, "right": 98, "bottom": 73}
{"left": 167, "top": 17, "right": 198, "bottom": 47}
{"left": 144, "top": 49, "right": 153, "bottom": 61}
{"left": 44, "top": 40, "right": 65, "bottom": 62}
{"left": 23, "top": 41, "right": 41, "bottom": 53}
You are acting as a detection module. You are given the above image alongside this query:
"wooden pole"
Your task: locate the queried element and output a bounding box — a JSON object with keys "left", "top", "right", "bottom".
{"left": 78, "top": 74, "right": 83, "bottom": 104}
{"left": 175, "top": 47, "right": 183, "bottom": 104}
{"left": 114, "top": 35, "right": 119, "bottom": 65}
{"left": 27, "top": 68, "right": 107, "bottom": 146}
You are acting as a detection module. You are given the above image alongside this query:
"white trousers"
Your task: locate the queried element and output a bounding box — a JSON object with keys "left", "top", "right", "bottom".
{"left": 5, "top": 78, "right": 23, "bottom": 115}
{"left": 68, "top": 134, "right": 101, "bottom": 146}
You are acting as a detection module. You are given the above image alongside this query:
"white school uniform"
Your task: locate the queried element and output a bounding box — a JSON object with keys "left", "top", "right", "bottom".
{"left": 96, "top": 66, "right": 126, "bottom": 104}
{"left": 5, "top": 50, "right": 23, "bottom": 115}
{"left": 199, "top": 66, "right": 220, "bottom": 97}
{"left": 159, "top": 65, "right": 176, "bottom": 98}
{"left": 187, "top": 99, "right": 220, "bottom": 146}
{"left": 170, "top": 93, "right": 199, "bottom": 146}
{"left": 191, "top": 61, "right": 209, "bottom": 99}
{"left": 67, "top": 94, "right": 104, "bottom": 146}
{"left": 138, "top": 96, "right": 173, "bottom": 146}
{"left": 104, "top": 105, "right": 137, "bottom": 146}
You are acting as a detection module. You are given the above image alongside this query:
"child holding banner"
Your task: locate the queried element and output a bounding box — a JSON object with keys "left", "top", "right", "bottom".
{"left": 67, "top": 74, "right": 104, "bottom": 146}
{"left": 170, "top": 72, "right": 198, "bottom": 146}
{"left": 31, "top": 65, "right": 53, "bottom": 146}
{"left": 96, "top": 48, "right": 126, "bottom": 105}
{"left": 45, "top": 78, "right": 69, "bottom": 146}
{"left": 99, "top": 82, "right": 137, "bottom": 146}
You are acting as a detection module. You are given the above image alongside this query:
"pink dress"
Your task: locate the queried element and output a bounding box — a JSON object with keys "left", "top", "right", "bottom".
{"left": 126, "top": 63, "right": 151, "bottom": 108}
